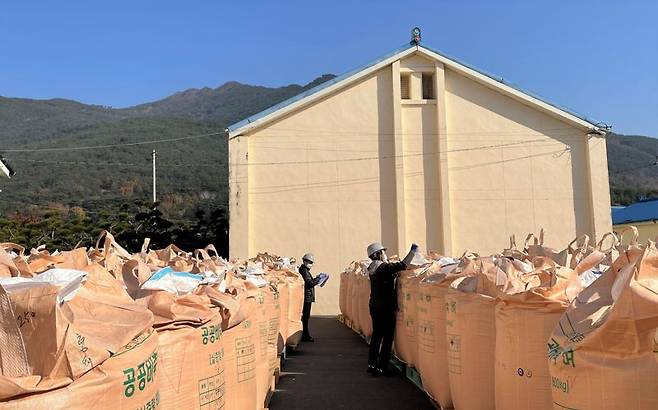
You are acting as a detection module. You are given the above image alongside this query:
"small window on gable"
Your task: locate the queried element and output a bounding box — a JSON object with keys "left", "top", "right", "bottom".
{"left": 422, "top": 73, "right": 434, "bottom": 99}
{"left": 400, "top": 74, "right": 410, "bottom": 99}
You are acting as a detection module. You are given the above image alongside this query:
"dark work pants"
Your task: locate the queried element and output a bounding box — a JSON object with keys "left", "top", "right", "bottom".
{"left": 368, "top": 306, "right": 396, "bottom": 368}
{"left": 302, "top": 301, "right": 312, "bottom": 337}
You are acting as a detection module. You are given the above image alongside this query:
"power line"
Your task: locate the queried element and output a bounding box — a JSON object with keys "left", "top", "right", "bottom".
{"left": 234, "top": 125, "right": 588, "bottom": 139}
{"left": 226, "top": 145, "right": 571, "bottom": 184}
{"left": 5, "top": 137, "right": 568, "bottom": 168}
{"left": 2, "top": 131, "right": 224, "bottom": 153}
{"left": 240, "top": 149, "right": 568, "bottom": 195}
{"left": 244, "top": 132, "right": 586, "bottom": 144}
{"left": 254, "top": 141, "right": 567, "bottom": 154}
{"left": 4, "top": 158, "right": 224, "bottom": 168}
{"left": 228, "top": 138, "right": 566, "bottom": 167}
{"left": 6, "top": 158, "right": 144, "bottom": 167}
{"left": 2, "top": 126, "right": 590, "bottom": 154}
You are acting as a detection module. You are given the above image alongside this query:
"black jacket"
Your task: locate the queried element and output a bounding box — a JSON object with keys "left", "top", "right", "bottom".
{"left": 299, "top": 264, "right": 321, "bottom": 303}
{"left": 368, "top": 260, "right": 406, "bottom": 310}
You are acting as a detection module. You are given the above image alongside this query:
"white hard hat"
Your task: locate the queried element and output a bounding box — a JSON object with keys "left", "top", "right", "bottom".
{"left": 302, "top": 253, "right": 315, "bottom": 263}
{"left": 367, "top": 242, "right": 386, "bottom": 258}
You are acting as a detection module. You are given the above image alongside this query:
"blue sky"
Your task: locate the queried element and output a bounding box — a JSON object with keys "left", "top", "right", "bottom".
{"left": 1, "top": 1, "right": 656, "bottom": 136}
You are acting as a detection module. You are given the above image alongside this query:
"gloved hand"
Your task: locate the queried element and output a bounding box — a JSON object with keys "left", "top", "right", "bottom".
{"left": 402, "top": 243, "right": 419, "bottom": 267}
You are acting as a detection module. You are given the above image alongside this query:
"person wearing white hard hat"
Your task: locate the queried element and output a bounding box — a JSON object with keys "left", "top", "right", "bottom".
{"left": 299, "top": 253, "right": 321, "bottom": 342}
{"left": 366, "top": 242, "right": 418, "bottom": 376}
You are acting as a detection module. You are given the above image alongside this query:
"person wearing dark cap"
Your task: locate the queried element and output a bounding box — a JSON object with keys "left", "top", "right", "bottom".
{"left": 366, "top": 242, "right": 418, "bottom": 375}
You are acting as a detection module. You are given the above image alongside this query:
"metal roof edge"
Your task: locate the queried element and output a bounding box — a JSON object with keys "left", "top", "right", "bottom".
{"left": 416, "top": 44, "right": 602, "bottom": 129}
{"left": 227, "top": 41, "right": 605, "bottom": 138}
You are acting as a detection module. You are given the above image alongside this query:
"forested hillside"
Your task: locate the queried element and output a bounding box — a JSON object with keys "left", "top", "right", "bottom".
{"left": 607, "top": 133, "right": 658, "bottom": 204}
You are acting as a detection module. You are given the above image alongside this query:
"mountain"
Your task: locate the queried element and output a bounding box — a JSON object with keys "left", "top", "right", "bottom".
{"left": 126, "top": 74, "right": 336, "bottom": 124}
{"left": 0, "top": 97, "right": 124, "bottom": 143}
{"left": 0, "top": 73, "right": 654, "bottom": 218}
{"left": 0, "top": 74, "right": 337, "bottom": 144}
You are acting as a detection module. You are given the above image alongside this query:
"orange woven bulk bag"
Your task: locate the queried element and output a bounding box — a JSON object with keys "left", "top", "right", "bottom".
{"left": 345, "top": 269, "right": 354, "bottom": 325}
{"left": 155, "top": 315, "right": 225, "bottom": 410}
{"left": 445, "top": 256, "right": 503, "bottom": 410}
{"left": 339, "top": 270, "right": 348, "bottom": 318}
{"left": 136, "top": 275, "right": 227, "bottom": 410}
{"left": 1, "top": 328, "right": 160, "bottom": 410}
{"left": 0, "top": 260, "right": 153, "bottom": 401}
{"left": 352, "top": 272, "right": 363, "bottom": 336}
{"left": 222, "top": 303, "right": 258, "bottom": 410}
{"left": 244, "top": 282, "right": 273, "bottom": 408}
{"left": 357, "top": 272, "right": 372, "bottom": 339}
{"left": 282, "top": 269, "right": 304, "bottom": 347}
{"left": 351, "top": 269, "right": 364, "bottom": 334}
{"left": 494, "top": 258, "right": 582, "bottom": 410}
{"left": 262, "top": 284, "right": 281, "bottom": 391}
{"left": 0, "top": 255, "right": 156, "bottom": 409}
{"left": 394, "top": 267, "right": 427, "bottom": 366}
{"left": 548, "top": 242, "right": 658, "bottom": 409}
{"left": 416, "top": 260, "right": 462, "bottom": 409}
{"left": 272, "top": 275, "right": 289, "bottom": 353}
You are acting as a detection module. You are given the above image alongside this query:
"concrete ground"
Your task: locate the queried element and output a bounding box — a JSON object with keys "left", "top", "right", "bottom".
{"left": 269, "top": 317, "right": 434, "bottom": 410}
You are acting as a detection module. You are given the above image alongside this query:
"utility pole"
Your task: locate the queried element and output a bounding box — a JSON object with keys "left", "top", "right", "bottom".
{"left": 152, "top": 149, "right": 157, "bottom": 203}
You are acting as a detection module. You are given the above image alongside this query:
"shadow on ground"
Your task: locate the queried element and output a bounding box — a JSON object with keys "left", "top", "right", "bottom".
{"left": 269, "top": 317, "right": 434, "bottom": 410}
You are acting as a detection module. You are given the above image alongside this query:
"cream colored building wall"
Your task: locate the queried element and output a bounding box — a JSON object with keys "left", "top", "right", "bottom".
{"left": 231, "top": 67, "right": 398, "bottom": 315}
{"left": 229, "top": 51, "right": 612, "bottom": 315}
{"left": 444, "top": 69, "right": 611, "bottom": 253}
{"left": 229, "top": 135, "right": 249, "bottom": 259}
{"left": 401, "top": 104, "right": 440, "bottom": 251}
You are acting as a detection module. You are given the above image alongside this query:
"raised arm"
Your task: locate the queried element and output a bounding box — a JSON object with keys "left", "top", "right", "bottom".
{"left": 401, "top": 243, "right": 419, "bottom": 267}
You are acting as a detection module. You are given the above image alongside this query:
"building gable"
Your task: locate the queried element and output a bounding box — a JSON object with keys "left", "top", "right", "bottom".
{"left": 227, "top": 44, "right": 603, "bottom": 138}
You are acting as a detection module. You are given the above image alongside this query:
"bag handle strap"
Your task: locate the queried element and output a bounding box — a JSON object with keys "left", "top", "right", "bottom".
{"left": 205, "top": 245, "right": 219, "bottom": 258}
{"left": 0, "top": 285, "right": 30, "bottom": 377}
{"left": 94, "top": 230, "right": 108, "bottom": 252}
{"left": 194, "top": 249, "right": 212, "bottom": 262}
{"left": 141, "top": 237, "right": 151, "bottom": 255}
{"left": 567, "top": 234, "right": 590, "bottom": 254}
{"left": 0, "top": 246, "right": 21, "bottom": 277}
{"left": 172, "top": 244, "right": 188, "bottom": 256}
{"left": 95, "top": 230, "right": 132, "bottom": 259}
{"left": 597, "top": 232, "right": 619, "bottom": 253}
{"left": 617, "top": 226, "right": 639, "bottom": 246}
{"left": 0, "top": 243, "right": 25, "bottom": 257}
{"left": 523, "top": 233, "right": 539, "bottom": 249}
{"left": 460, "top": 249, "right": 479, "bottom": 259}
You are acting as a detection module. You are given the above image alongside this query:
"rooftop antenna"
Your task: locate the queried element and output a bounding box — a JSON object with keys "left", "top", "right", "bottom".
{"left": 411, "top": 27, "right": 421, "bottom": 45}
